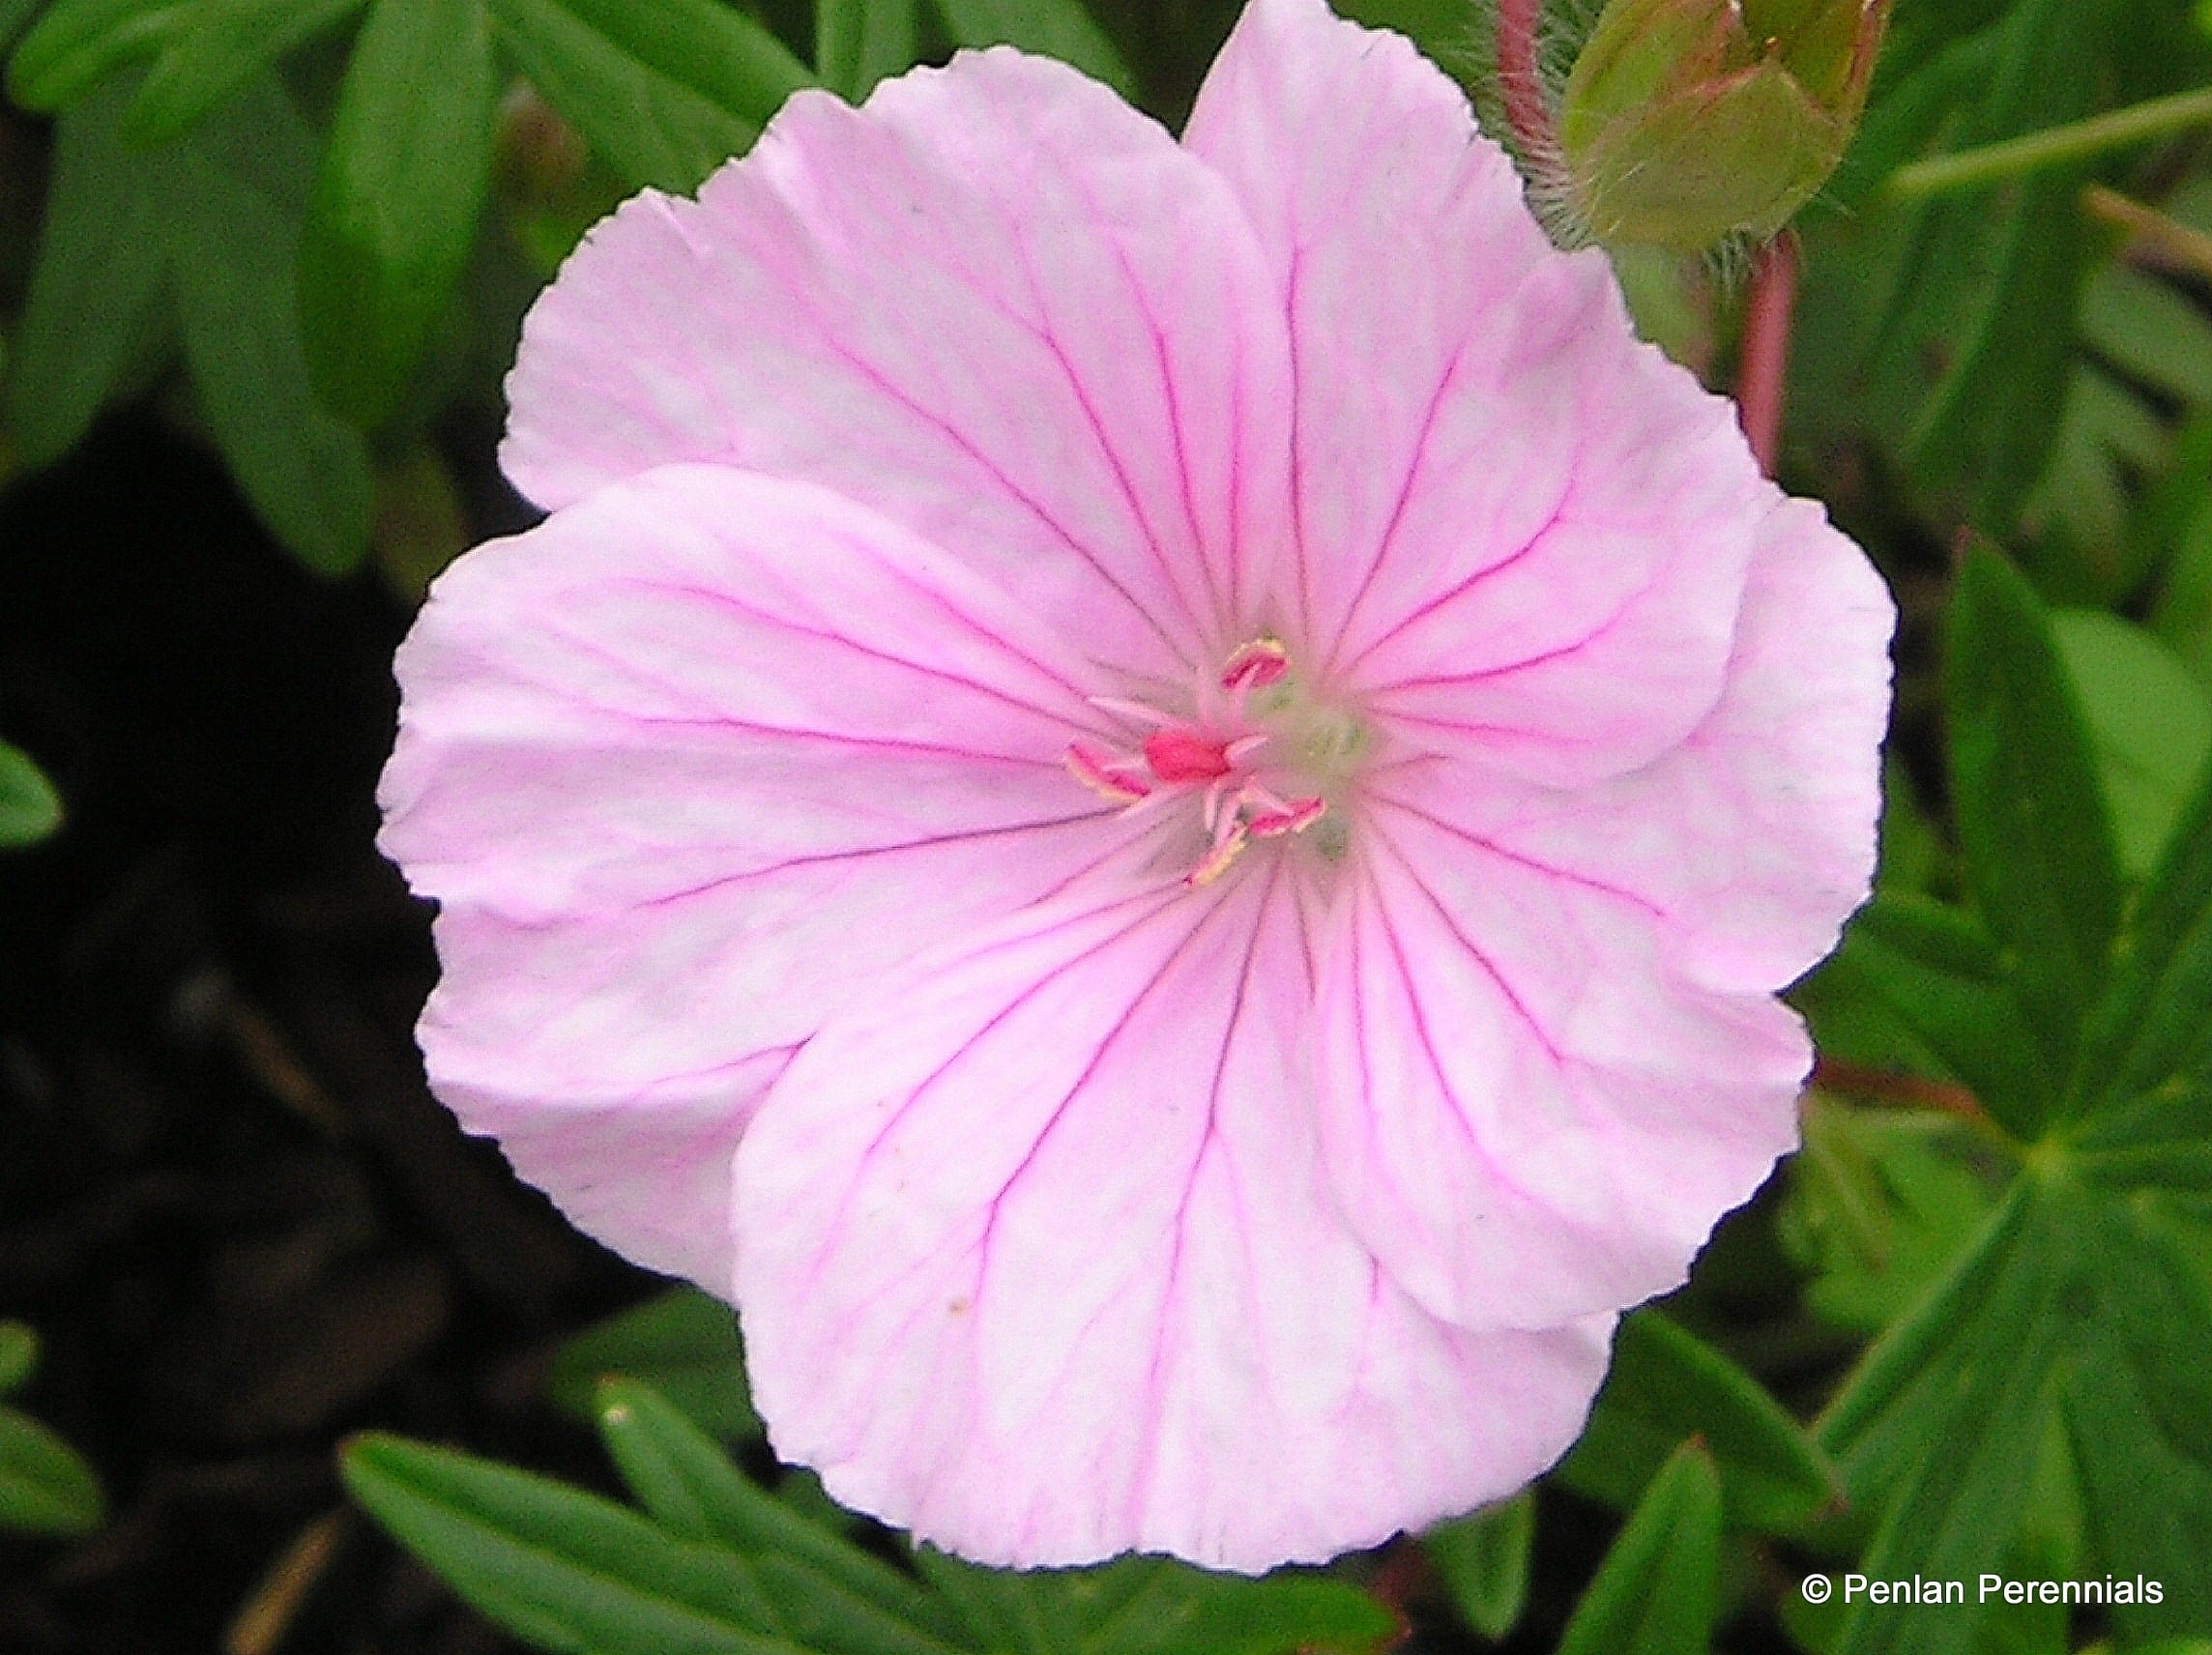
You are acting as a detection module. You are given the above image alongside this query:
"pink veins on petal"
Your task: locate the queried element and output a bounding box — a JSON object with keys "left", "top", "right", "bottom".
{"left": 377, "top": 0, "right": 1895, "bottom": 1575}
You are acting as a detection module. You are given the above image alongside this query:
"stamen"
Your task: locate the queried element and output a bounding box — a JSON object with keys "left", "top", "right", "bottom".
{"left": 1185, "top": 822, "right": 1250, "bottom": 886}
{"left": 1088, "top": 696, "right": 1179, "bottom": 728}
{"left": 1065, "top": 742, "right": 1151, "bottom": 804}
{"left": 1220, "top": 637, "right": 1290, "bottom": 692}
{"left": 1247, "top": 796, "right": 1326, "bottom": 838}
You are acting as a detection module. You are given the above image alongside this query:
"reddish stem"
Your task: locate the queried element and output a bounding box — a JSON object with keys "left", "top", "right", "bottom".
{"left": 1736, "top": 232, "right": 1800, "bottom": 477}
{"left": 1810, "top": 1056, "right": 1989, "bottom": 1127}
{"left": 1496, "top": 0, "right": 1556, "bottom": 164}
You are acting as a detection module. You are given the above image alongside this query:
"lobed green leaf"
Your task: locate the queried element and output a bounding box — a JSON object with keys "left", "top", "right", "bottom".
{"left": 1945, "top": 545, "right": 2122, "bottom": 1098}
{"left": 2051, "top": 610, "right": 2212, "bottom": 880}
{"left": 1826, "top": 893, "right": 2054, "bottom": 1134}
{"left": 1560, "top": 1311, "right": 1843, "bottom": 1534}
{"left": 2070, "top": 755, "right": 2212, "bottom": 1123}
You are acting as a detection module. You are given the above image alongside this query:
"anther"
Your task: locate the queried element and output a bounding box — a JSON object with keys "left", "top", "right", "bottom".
{"left": 1065, "top": 742, "right": 1151, "bottom": 804}
{"left": 1220, "top": 637, "right": 1291, "bottom": 693}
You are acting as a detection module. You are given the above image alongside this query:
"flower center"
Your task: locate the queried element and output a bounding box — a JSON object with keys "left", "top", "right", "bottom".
{"left": 1064, "top": 638, "right": 1365, "bottom": 886}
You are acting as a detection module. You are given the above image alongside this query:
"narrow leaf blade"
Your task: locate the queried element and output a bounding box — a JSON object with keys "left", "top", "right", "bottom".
{"left": 340, "top": 1433, "right": 802, "bottom": 1655}
{"left": 298, "top": 0, "right": 495, "bottom": 426}
{"left": 120, "top": 0, "right": 366, "bottom": 145}
{"left": 0, "top": 742, "right": 65, "bottom": 847}
{"left": 1556, "top": 1440, "right": 1722, "bottom": 1655}
{"left": 6, "top": 0, "right": 186, "bottom": 110}
{"left": 1422, "top": 1494, "right": 1532, "bottom": 1641}
{"left": 0, "top": 1407, "right": 105, "bottom": 1536}
{"left": 5, "top": 77, "right": 172, "bottom": 470}
{"left": 929, "top": 0, "right": 1131, "bottom": 95}
{"left": 165, "top": 78, "right": 374, "bottom": 572}
{"left": 592, "top": 1379, "right": 965, "bottom": 1654}
{"left": 490, "top": 0, "right": 759, "bottom": 191}
{"left": 1559, "top": 1311, "right": 1842, "bottom": 1533}
{"left": 543, "top": 0, "right": 810, "bottom": 124}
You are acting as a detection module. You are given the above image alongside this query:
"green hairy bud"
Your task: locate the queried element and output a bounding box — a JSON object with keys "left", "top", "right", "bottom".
{"left": 1557, "top": 0, "right": 1891, "bottom": 252}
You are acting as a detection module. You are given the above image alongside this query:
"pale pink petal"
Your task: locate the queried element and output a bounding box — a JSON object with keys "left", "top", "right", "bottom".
{"left": 1375, "top": 497, "right": 1895, "bottom": 1000}
{"left": 1314, "top": 802, "right": 1810, "bottom": 1332}
{"left": 379, "top": 465, "right": 1150, "bottom": 1283}
{"left": 502, "top": 53, "right": 1293, "bottom": 682}
{"left": 1183, "top": 0, "right": 1764, "bottom": 785}
{"left": 734, "top": 874, "right": 1611, "bottom": 1570}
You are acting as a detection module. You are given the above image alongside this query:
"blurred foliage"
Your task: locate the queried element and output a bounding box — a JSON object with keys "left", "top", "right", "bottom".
{"left": 4, "top": 1, "right": 2212, "bottom": 1653}
{"left": 0, "top": 1321, "right": 106, "bottom": 1536}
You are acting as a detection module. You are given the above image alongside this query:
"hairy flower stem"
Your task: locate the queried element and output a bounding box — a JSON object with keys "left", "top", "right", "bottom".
{"left": 1736, "top": 233, "right": 1798, "bottom": 478}
{"left": 1889, "top": 84, "right": 2212, "bottom": 198}
{"left": 1495, "top": 0, "right": 1557, "bottom": 167}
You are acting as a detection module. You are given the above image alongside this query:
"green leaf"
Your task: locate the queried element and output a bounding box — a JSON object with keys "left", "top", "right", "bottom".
{"left": 0, "top": 1406, "right": 105, "bottom": 1535}
{"left": 2069, "top": 711, "right": 2212, "bottom": 1122}
{"left": 1823, "top": 893, "right": 2055, "bottom": 1134}
{"left": 6, "top": 75, "right": 173, "bottom": 470}
{"left": 6, "top": 73, "right": 372, "bottom": 570}
{"left": 1559, "top": 1311, "right": 1842, "bottom": 1533}
{"left": 6, "top": 0, "right": 186, "bottom": 110}
{"left": 2052, "top": 1189, "right": 2212, "bottom": 1644}
{"left": 1421, "top": 1494, "right": 1532, "bottom": 1641}
{"left": 1946, "top": 545, "right": 2122, "bottom": 1089}
{"left": 341, "top": 1433, "right": 807, "bottom": 1655}
{"left": 2144, "top": 411, "right": 2212, "bottom": 685}
{"left": 166, "top": 76, "right": 375, "bottom": 572}
{"left": 547, "top": 1288, "right": 761, "bottom": 1442}
{"left": 1820, "top": 1187, "right": 2070, "bottom": 1655}
{"left": 0, "top": 1323, "right": 36, "bottom": 1394}
{"left": 120, "top": 0, "right": 366, "bottom": 145}
{"left": 0, "top": 741, "right": 64, "bottom": 847}
{"left": 1791, "top": 0, "right": 2171, "bottom": 535}
{"left": 928, "top": 0, "right": 1131, "bottom": 95}
{"left": 490, "top": 0, "right": 761, "bottom": 190}
{"left": 297, "top": 0, "right": 495, "bottom": 426}
{"left": 1556, "top": 1440, "right": 1722, "bottom": 1655}
{"left": 539, "top": 0, "right": 810, "bottom": 125}
{"left": 816, "top": 0, "right": 919, "bottom": 101}
{"left": 1779, "top": 1101, "right": 2007, "bottom": 1337}
{"left": 593, "top": 1380, "right": 966, "bottom": 1655}
{"left": 0, "top": 0, "right": 48, "bottom": 56}
{"left": 911, "top": 1550, "right": 1394, "bottom": 1655}
{"left": 2050, "top": 610, "right": 2212, "bottom": 880}
{"left": 1076, "top": 1569, "right": 1394, "bottom": 1655}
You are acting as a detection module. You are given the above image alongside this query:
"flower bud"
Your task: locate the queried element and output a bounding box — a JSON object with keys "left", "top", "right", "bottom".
{"left": 1557, "top": 0, "right": 1891, "bottom": 252}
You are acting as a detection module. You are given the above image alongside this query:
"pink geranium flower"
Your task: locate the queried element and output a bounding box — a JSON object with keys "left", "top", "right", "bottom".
{"left": 379, "top": 0, "right": 1892, "bottom": 1572}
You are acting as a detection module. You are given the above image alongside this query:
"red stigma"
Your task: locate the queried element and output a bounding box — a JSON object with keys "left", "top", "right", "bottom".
{"left": 1144, "top": 727, "right": 1233, "bottom": 783}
